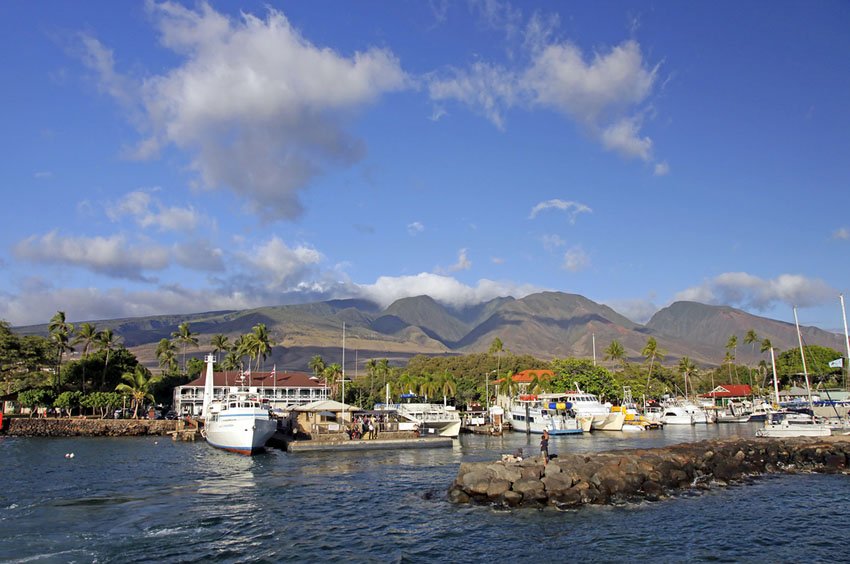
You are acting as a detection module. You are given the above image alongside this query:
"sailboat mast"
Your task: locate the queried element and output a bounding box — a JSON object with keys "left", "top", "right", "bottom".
{"left": 342, "top": 322, "right": 346, "bottom": 423}
{"left": 841, "top": 294, "right": 850, "bottom": 390}
{"left": 769, "top": 346, "right": 780, "bottom": 407}
{"left": 793, "top": 306, "right": 814, "bottom": 409}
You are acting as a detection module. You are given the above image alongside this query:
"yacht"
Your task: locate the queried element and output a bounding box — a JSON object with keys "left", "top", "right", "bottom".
{"left": 755, "top": 411, "right": 832, "bottom": 438}
{"left": 201, "top": 355, "right": 278, "bottom": 455}
{"left": 660, "top": 405, "right": 694, "bottom": 425}
{"left": 563, "top": 388, "right": 625, "bottom": 431}
{"left": 377, "top": 402, "right": 462, "bottom": 438}
{"left": 508, "top": 394, "right": 591, "bottom": 435}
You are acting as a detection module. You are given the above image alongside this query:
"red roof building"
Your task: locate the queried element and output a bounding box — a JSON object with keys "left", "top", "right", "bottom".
{"left": 699, "top": 384, "right": 753, "bottom": 399}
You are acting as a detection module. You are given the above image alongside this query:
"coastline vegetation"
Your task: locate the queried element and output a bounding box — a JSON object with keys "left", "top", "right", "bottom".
{"left": 1, "top": 313, "right": 846, "bottom": 417}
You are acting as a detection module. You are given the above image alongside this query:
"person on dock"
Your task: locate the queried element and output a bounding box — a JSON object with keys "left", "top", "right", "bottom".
{"left": 540, "top": 430, "right": 549, "bottom": 465}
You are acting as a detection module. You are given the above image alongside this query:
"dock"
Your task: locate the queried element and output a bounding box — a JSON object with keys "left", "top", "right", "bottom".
{"left": 168, "top": 418, "right": 200, "bottom": 442}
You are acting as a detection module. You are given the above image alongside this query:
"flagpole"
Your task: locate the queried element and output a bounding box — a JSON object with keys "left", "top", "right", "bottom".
{"left": 841, "top": 294, "right": 850, "bottom": 391}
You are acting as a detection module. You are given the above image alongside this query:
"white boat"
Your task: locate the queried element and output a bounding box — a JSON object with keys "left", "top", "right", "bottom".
{"left": 381, "top": 402, "right": 462, "bottom": 438}
{"left": 756, "top": 411, "right": 832, "bottom": 437}
{"left": 660, "top": 405, "right": 694, "bottom": 425}
{"left": 747, "top": 400, "right": 778, "bottom": 422}
{"left": 508, "top": 394, "right": 590, "bottom": 435}
{"left": 563, "top": 388, "right": 625, "bottom": 431}
{"left": 715, "top": 400, "right": 752, "bottom": 423}
{"left": 681, "top": 400, "right": 713, "bottom": 424}
{"left": 201, "top": 355, "right": 278, "bottom": 455}
{"left": 756, "top": 308, "right": 832, "bottom": 438}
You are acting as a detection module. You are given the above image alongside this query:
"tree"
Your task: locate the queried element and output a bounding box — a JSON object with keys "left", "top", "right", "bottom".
{"left": 72, "top": 322, "right": 98, "bottom": 394}
{"left": 604, "top": 340, "right": 626, "bottom": 370}
{"left": 249, "top": 323, "right": 272, "bottom": 370}
{"left": 550, "top": 358, "right": 618, "bottom": 401}
{"left": 18, "top": 388, "right": 55, "bottom": 417}
{"left": 642, "top": 337, "right": 665, "bottom": 398}
{"left": 436, "top": 370, "right": 457, "bottom": 407}
{"left": 48, "top": 311, "right": 74, "bottom": 390}
{"left": 323, "top": 363, "right": 343, "bottom": 401}
{"left": 210, "top": 334, "right": 230, "bottom": 364}
{"left": 54, "top": 390, "right": 83, "bottom": 417}
{"left": 82, "top": 391, "right": 123, "bottom": 419}
{"left": 171, "top": 322, "right": 198, "bottom": 374}
{"left": 725, "top": 334, "right": 739, "bottom": 383}
{"left": 309, "top": 355, "right": 326, "bottom": 379}
{"left": 156, "top": 338, "right": 178, "bottom": 374}
{"left": 95, "top": 328, "right": 122, "bottom": 390}
{"left": 677, "top": 357, "right": 697, "bottom": 397}
{"left": 115, "top": 365, "right": 161, "bottom": 419}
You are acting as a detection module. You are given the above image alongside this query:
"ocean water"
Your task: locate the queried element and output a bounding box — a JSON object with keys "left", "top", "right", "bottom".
{"left": 2, "top": 423, "right": 849, "bottom": 563}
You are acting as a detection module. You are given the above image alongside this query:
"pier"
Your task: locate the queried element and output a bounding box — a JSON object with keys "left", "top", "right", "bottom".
{"left": 449, "top": 436, "right": 850, "bottom": 509}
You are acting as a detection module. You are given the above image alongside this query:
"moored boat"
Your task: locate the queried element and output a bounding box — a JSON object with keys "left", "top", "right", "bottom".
{"left": 201, "top": 355, "right": 278, "bottom": 455}
{"left": 563, "top": 388, "right": 625, "bottom": 431}
{"left": 507, "top": 394, "right": 590, "bottom": 435}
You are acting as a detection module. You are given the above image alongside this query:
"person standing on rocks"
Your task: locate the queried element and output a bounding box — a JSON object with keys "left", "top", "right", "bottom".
{"left": 540, "top": 430, "right": 550, "bottom": 465}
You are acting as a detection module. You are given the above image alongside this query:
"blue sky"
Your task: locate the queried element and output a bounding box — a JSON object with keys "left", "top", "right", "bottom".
{"left": 1, "top": 1, "right": 849, "bottom": 332}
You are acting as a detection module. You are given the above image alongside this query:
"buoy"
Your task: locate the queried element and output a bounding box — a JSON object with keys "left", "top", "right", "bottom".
{"left": 64, "top": 453, "right": 70, "bottom": 458}
{"left": 69, "top": 453, "right": 75, "bottom": 458}
{"left": 154, "top": 441, "right": 158, "bottom": 445}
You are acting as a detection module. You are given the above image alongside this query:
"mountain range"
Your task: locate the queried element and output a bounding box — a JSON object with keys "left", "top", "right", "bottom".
{"left": 16, "top": 292, "right": 847, "bottom": 372}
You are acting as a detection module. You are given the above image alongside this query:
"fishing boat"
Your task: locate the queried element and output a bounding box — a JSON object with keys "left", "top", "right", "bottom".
{"left": 200, "top": 355, "right": 278, "bottom": 455}
{"left": 389, "top": 402, "right": 462, "bottom": 438}
{"left": 660, "top": 405, "right": 694, "bottom": 425}
{"left": 507, "top": 394, "right": 591, "bottom": 435}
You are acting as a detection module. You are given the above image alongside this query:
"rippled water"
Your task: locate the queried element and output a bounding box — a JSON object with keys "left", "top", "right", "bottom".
{"left": 2, "top": 423, "right": 849, "bottom": 563}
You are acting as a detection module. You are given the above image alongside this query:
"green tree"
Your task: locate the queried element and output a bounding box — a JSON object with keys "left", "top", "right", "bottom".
{"left": 309, "top": 355, "right": 326, "bottom": 379}
{"left": 604, "top": 340, "right": 627, "bottom": 370}
{"left": 115, "top": 365, "right": 161, "bottom": 419}
{"left": 48, "top": 311, "right": 74, "bottom": 390}
{"left": 642, "top": 337, "right": 664, "bottom": 398}
{"left": 550, "top": 358, "right": 618, "bottom": 401}
{"left": 72, "top": 322, "right": 98, "bottom": 394}
{"left": 248, "top": 323, "right": 272, "bottom": 370}
{"left": 82, "top": 391, "right": 123, "bottom": 419}
{"left": 95, "top": 328, "right": 122, "bottom": 390}
{"left": 171, "top": 322, "right": 198, "bottom": 374}
{"left": 54, "top": 390, "right": 84, "bottom": 417}
{"left": 18, "top": 388, "right": 55, "bottom": 417}
{"left": 323, "top": 363, "right": 343, "bottom": 401}
{"left": 436, "top": 370, "right": 457, "bottom": 407}
{"left": 210, "top": 334, "right": 230, "bottom": 364}
{"left": 677, "top": 356, "right": 697, "bottom": 397}
{"left": 156, "top": 338, "right": 178, "bottom": 374}
{"left": 725, "top": 334, "right": 739, "bottom": 383}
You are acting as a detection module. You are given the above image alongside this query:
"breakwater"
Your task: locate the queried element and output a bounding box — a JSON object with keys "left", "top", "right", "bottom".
{"left": 448, "top": 436, "right": 850, "bottom": 509}
{"left": 3, "top": 417, "right": 177, "bottom": 437}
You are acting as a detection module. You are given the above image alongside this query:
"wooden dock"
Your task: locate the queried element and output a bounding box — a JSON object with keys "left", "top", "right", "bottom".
{"left": 169, "top": 419, "right": 200, "bottom": 442}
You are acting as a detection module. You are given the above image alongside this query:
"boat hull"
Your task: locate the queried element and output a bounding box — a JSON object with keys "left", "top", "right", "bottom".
{"left": 204, "top": 416, "right": 278, "bottom": 456}
{"left": 756, "top": 424, "right": 832, "bottom": 438}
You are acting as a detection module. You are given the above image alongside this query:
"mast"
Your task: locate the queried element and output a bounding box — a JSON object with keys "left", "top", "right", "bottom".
{"left": 841, "top": 294, "right": 850, "bottom": 390}
{"left": 769, "top": 346, "right": 780, "bottom": 407}
{"left": 341, "top": 322, "right": 346, "bottom": 424}
{"left": 202, "top": 353, "right": 215, "bottom": 418}
{"left": 592, "top": 333, "right": 597, "bottom": 366}
{"left": 793, "top": 306, "right": 814, "bottom": 410}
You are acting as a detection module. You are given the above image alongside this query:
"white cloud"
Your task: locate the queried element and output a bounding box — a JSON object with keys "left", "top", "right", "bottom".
{"left": 428, "top": 61, "right": 518, "bottom": 129}
{"left": 107, "top": 190, "right": 203, "bottom": 232}
{"left": 832, "top": 227, "right": 849, "bottom": 240}
{"left": 541, "top": 234, "right": 566, "bottom": 251}
{"left": 600, "top": 117, "right": 652, "bottom": 161}
{"left": 438, "top": 248, "right": 472, "bottom": 273}
{"left": 654, "top": 161, "right": 670, "bottom": 176}
{"left": 354, "top": 273, "right": 540, "bottom": 309}
{"left": 79, "top": 2, "right": 408, "bottom": 220}
{"left": 604, "top": 297, "right": 659, "bottom": 324}
{"left": 407, "top": 221, "right": 425, "bottom": 235}
{"left": 674, "top": 272, "right": 836, "bottom": 311}
{"left": 528, "top": 199, "right": 592, "bottom": 222}
{"left": 562, "top": 245, "right": 589, "bottom": 272}
{"left": 172, "top": 240, "right": 225, "bottom": 272}
{"left": 13, "top": 231, "right": 169, "bottom": 281}
{"left": 240, "top": 236, "right": 323, "bottom": 287}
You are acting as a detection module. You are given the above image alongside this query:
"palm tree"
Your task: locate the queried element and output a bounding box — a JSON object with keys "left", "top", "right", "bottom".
{"left": 417, "top": 373, "right": 438, "bottom": 402}
{"left": 210, "top": 334, "right": 230, "bottom": 364}
{"left": 437, "top": 371, "right": 457, "bottom": 407}
{"left": 377, "top": 358, "right": 390, "bottom": 396}
{"left": 96, "top": 328, "right": 121, "bottom": 389}
{"left": 725, "top": 334, "right": 738, "bottom": 383}
{"left": 324, "top": 363, "right": 343, "bottom": 401}
{"left": 528, "top": 372, "right": 552, "bottom": 394}
{"left": 72, "top": 322, "right": 98, "bottom": 394}
{"left": 743, "top": 329, "right": 759, "bottom": 394}
{"left": 156, "top": 338, "right": 178, "bottom": 374}
{"left": 309, "top": 355, "right": 326, "bottom": 380}
{"left": 604, "top": 340, "right": 626, "bottom": 370}
{"left": 171, "top": 322, "right": 198, "bottom": 374}
{"left": 221, "top": 350, "right": 241, "bottom": 371}
{"left": 642, "top": 336, "right": 665, "bottom": 398}
{"left": 489, "top": 337, "right": 504, "bottom": 380}
{"left": 249, "top": 323, "right": 272, "bottom": 371}
{"left": 115, "top": 365, "right": 160, "bottom": 419}
{"left": 396, "top": 371, "right": 418, "bottom": 402}
{"left": 677, "top": 356, "right": 697, "bottom": 397}
{"left": 48, "top": 311, "right": 74, "bottom": 390}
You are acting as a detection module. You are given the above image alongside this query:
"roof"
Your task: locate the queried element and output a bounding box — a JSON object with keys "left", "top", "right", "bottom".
{"left": 699, "top": 384, "right": 753, "bottom": 398}
{"left": 497, "top": 369, "right": 555, "bottom": 384}
{"left": 184, "top": 370, "right": 324, "bottom": 389}
{"left": 292, "top": 400, "right": 361, "bottom": 412}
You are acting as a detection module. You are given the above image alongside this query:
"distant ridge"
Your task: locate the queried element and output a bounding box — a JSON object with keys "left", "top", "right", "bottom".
{"left": 13, "top": 293, "right": 845, "bottom": 371}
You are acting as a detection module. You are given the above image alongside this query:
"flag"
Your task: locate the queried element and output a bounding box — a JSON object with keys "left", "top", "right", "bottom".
{"left": 829, "top": 358, "right": 844, "bottom": 368}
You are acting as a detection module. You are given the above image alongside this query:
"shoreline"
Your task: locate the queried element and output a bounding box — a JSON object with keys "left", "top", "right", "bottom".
{"left": 2, "top": 417, "right": 178, "bottom": 437}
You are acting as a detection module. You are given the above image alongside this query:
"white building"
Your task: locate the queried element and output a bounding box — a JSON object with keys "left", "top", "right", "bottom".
{"left": 173, "top": 369, "right": 329, "bottom": 415}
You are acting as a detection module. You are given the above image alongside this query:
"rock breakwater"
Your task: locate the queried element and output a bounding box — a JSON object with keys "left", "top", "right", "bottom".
{"left": 448, "top": 436, "right": 850, "bottom": 509}
{"left": 4, "top": 418, "right": 177, "bottom": 437}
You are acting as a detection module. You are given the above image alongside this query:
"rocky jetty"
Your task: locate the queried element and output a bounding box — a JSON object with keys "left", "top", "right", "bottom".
{"left": 448, "top": 437, "right": 850, "bottom": 509}
{"left": 4, "top": 418, "right": 177, "bottom": 437}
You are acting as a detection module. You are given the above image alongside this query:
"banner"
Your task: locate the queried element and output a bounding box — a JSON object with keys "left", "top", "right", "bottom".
{"left": 829, "top": 358, "right": 844, "bottom": 368}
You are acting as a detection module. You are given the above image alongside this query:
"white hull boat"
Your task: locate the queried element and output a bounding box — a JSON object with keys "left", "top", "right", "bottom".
{"left": 508, "top": 394, "right": 590, "bottom": 435}
{"left": 201, "top": 355, "right": 278, "bottom": 455}
{"left": 563, "top": 388, "right": 624, "bottom": 431}
{"left": 660, "top": 406, "right": 694, "bottom": 425}
{"left": 386, "top": 403, "right": 461, "bottom": 438}
{"left": 756, "top": 411, "right": 832, "bottom": 438}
